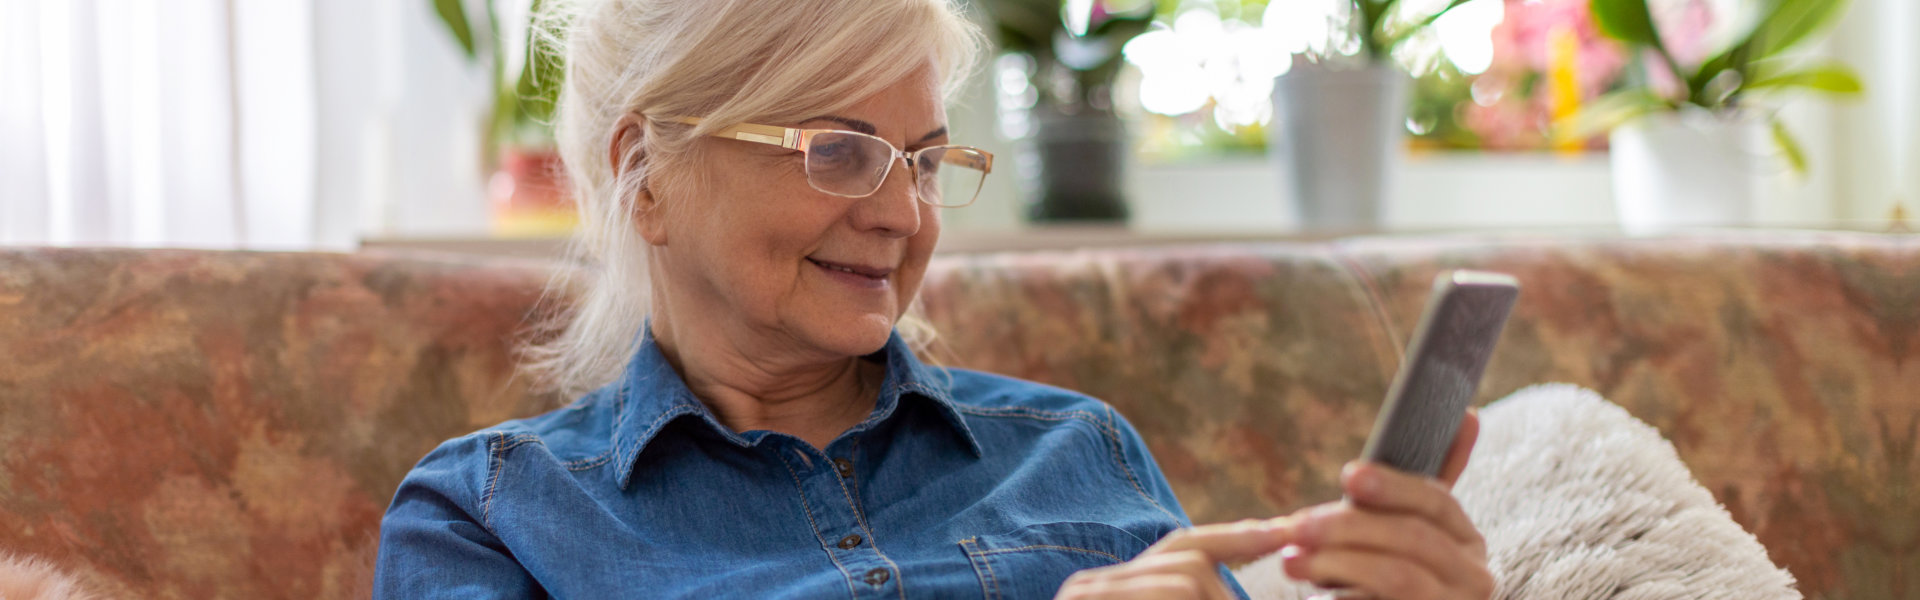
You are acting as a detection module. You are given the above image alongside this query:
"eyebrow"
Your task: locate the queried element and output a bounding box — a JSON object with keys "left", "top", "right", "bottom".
{"left": 802, "top": 116, "right": 947, "bottom": 144}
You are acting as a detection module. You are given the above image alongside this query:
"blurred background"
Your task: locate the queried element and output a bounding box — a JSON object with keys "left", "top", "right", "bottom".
{"left": 0, "top": 0, "right": 1912, "bottom": 253}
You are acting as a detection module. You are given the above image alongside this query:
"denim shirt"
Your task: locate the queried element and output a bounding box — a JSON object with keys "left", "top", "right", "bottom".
{"left": 375, "top": 329, "right": 1249, "bottom": 599}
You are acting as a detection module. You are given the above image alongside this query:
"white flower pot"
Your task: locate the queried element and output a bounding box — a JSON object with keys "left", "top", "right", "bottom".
{"left": 1269, "top": 62, "right": 1410, "bottom": 231}
{"left": 1608, "top": 112, "right": 1767, "bottom": 235}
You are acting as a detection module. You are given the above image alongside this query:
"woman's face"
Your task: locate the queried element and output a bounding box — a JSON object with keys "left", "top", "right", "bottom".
{"left": 646, "top": 64, "right": 947, "bottom": 360}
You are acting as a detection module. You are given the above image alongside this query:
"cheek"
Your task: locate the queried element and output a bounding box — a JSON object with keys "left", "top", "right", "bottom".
{"left": 721, "top": 187, "right": 846, "bottom": 301}
{"left": 664, "top": 178, "right": 810, "bottom": 296}
{"left": 895, "top": 207, "right": 942, "bottom": 303}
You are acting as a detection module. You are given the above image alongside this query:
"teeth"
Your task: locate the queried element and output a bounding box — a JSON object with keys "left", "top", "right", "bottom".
{"left": 815, "top": 260, "right": 866, "bottom": 276}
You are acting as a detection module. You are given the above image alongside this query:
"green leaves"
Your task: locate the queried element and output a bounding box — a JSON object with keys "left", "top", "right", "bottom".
{"left": 1770, "top": 117, "right": 1808, "bottom": 174}
{"left": 1686, "top": 0, "right": 1851, "bottom": 101}
{"left": 1555, "top": 90, "right": 1668, "bottom": 141}
{"left": 514, "top": 0, "right": 563, "bottom": 127}
{"left": 1590, "top": 0, "right": 1861, "bottom": 125}
{"left": 432, "top": 0, "right": 479, "bottom": 60}
{"left": 1590, "top": 0, "right": 1692, "bottom": 101}
{"left": 1589, "top": 0, "right": 1663, "bottom": 47}
{"left": 1381, "top": 0, "right": 1477, "bottom": 47}
{"left": 1748, "top": 64, "right": 1865, "bottom": 95}
{"left": 982, "top": 0, "right": 1061, "bottom": 54}
{"left": 1355, "top": 0, "right": 1391, "bottom": 60}
{"left": 1746, "top": 0, "right": 1851, "bottom": 58}
{"left": 982, "top": 0, "right": 1158, "bottom": 112}
{"left": 427, "top": 0, "right": 566, "bottom": 152}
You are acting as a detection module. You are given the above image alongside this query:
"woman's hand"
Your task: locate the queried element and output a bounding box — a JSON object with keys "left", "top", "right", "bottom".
{"left": 1055, "top": 517, "right": 1292, "bottom": 599}
{"left": 1055, "top": 411, "right": 1490, "bottom": 600}
{"left": 1276, "top": 411, "right": 1493, "bottom": 600}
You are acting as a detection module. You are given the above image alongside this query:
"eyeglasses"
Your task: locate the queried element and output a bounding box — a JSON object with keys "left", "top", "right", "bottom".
{"left": 661, "top": 116, "right": 993, "bottom": 208}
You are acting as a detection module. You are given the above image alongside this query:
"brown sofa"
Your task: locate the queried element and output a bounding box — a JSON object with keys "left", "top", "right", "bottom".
{"left": 1, "top": 231, "right": 1913, "bottom": 599}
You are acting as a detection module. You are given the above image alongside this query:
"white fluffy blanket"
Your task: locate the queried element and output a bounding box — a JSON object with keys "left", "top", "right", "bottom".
{"left": 0, "top": 553, "right": 99, "bottom": 600}
{"left": 1234, "top": 384, "right": 1801, "bottom": 599}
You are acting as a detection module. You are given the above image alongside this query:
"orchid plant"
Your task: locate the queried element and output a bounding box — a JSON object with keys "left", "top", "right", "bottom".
{"left": 1571, "top": 0, "right": 1862, "bottom": 171}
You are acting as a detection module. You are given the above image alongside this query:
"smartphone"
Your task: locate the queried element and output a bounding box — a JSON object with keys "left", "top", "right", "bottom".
{"left": 1358, "top": 270, "right": 1519, "bottom": 479}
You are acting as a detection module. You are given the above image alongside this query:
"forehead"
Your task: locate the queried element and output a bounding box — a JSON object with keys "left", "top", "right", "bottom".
{"left": 829, "top": 61, "right": 946, "bottom": 134}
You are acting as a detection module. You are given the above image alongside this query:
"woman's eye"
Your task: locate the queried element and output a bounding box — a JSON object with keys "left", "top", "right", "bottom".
{"left": 813, "top": 141, "right": 851, "bottom": 160}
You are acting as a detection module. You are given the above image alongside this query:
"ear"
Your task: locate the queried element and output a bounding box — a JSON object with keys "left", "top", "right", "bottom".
{"left": 608, "top": 113, "right": 670, "bottom": 246}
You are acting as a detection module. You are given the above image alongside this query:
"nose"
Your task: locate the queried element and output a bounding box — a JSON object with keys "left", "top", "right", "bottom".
{"left": 847, "top": 151, "right": 922, "bottom": 238}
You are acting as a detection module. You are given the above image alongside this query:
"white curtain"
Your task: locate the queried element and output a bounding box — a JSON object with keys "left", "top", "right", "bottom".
{"left": 0, "top": 0, "right": 355, "bottom": 250}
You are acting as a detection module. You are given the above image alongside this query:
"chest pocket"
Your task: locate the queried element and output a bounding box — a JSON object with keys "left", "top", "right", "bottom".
{"left": 958, "top": 521, "right": 1156, "bottom": 600}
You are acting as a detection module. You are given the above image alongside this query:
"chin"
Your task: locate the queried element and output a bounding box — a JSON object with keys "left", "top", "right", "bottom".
{"left": 805, "top": 312, "right": 897, "bottom": 358}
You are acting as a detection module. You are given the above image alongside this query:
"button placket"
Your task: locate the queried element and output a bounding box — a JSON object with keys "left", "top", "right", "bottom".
{"left": 783, "top": 442, "right": 897, "bottom": 598}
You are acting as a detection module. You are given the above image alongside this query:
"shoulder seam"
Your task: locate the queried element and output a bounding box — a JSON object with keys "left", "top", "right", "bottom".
{"left": 1100, "top": 405, "right": 1184, "bottom": 525}
{"left": 481, "top": 432, "right": 545, "bottom": 530}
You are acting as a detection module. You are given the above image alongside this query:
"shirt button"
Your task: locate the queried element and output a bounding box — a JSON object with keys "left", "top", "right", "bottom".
{"left": 862, "top": 567, "right": 890, "bottom": 586}
{"left": 832, "top": 458, "right": 854, "bottom": 478}
{"left": 837, "top": 534, "right": 863, "bottom": 549}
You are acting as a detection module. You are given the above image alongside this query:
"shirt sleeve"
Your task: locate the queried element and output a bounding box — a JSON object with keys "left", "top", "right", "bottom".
{"left": 1104, "top": 404, "right": 1193, "bottom": 528}
{"left": 373, "top": 433, "right": 545, "bottom": 599}
{"left": 1106, "top": 405, "right": 1254, "bottom": 600}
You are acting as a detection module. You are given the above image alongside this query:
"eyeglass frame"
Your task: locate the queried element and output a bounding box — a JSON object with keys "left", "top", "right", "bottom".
{"left": 655, "top": 115, "right": 994, "bottom": 207}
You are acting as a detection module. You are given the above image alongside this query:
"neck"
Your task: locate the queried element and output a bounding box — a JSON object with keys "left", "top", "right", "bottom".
{"left": 649, "top": 311, "right": 883, "bottom": 451}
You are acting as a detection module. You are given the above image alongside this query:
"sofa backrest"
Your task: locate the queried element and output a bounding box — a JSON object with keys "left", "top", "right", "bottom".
{"left": 2, "top": 232, "right": 1912, "bottom": 599}
{"left": 0, "top": 249, "right": 554, "bottom": 599}
{"left": 917, "top": 233, "right": 1916, "bottom": 600}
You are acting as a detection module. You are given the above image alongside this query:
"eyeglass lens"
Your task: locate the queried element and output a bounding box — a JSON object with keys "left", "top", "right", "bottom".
{"left": 803, "top": 131, "right": 986, "bottom": 207}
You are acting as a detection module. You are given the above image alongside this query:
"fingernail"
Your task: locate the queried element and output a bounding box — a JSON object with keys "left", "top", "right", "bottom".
{"left": 1279, "top": 545, "right": 1312, "bottom": 580}
{"left": 1346, "top": 466, "right": 1379, "bottom": 497}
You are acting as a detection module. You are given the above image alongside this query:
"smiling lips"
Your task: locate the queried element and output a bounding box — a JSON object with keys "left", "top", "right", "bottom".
{"left": 807, "top": 257, "right": 893, "bottom": 288}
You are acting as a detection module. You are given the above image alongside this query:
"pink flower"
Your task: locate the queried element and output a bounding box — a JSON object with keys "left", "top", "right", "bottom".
{"left": 1654, "top": 0, "right": 1715, "bottom": 66}
{"left": 1463, "top": 0, "right": 1632, "bottom": 149}
{"left": 1644, "top": 0, "right": 1715, "bottom": 99}
{"left": 1488, "top": 0, "right": 1627, "bottom": 96}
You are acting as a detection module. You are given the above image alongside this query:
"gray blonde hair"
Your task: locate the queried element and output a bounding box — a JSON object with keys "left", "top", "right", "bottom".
{"left": 521, "top": 0, "right": 984, "bottom": 399}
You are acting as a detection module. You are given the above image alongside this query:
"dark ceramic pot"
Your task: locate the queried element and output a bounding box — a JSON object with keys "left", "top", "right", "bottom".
{"left": 1027, "top": 112, "right": 1129, "bottom": 223}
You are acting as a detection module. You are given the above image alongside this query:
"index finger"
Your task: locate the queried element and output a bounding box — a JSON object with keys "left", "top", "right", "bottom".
{"left": 1144, "top": 518, "right": 1295, "bottom": 565}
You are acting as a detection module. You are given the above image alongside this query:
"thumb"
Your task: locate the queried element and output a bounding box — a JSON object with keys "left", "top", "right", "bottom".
{"left": 1437, "top": 409, "right": 1480, "bottom": 490}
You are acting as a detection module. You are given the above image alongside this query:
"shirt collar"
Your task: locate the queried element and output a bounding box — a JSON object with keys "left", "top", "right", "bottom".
{"left": 609, "top": 326, "right": 982, "bottom": 489}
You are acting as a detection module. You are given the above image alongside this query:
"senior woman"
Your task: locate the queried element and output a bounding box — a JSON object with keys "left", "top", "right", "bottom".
{"left": 374, "top": 0, "right": 1493, "bottom": 598}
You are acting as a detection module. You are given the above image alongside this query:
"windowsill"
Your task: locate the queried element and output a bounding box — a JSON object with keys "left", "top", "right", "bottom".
{"left": 359, "top": 223, "right": 1910, "bottom": 261}
{"left": 360, "top": 151, "right": 1899, "bottom": 259}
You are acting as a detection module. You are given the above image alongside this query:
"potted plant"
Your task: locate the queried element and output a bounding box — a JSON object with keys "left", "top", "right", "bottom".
{"left": 430, "top": 0, "right": 573, "bottom": 237}
{"left": 984, "top": 0, "right": 1154, "bottom": 222}
{"left": 1574, "top": 0, "right": 1861, "bottom": 233}
{"left": 1265, "top": 0, "right": 1481, "bottom": 230}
